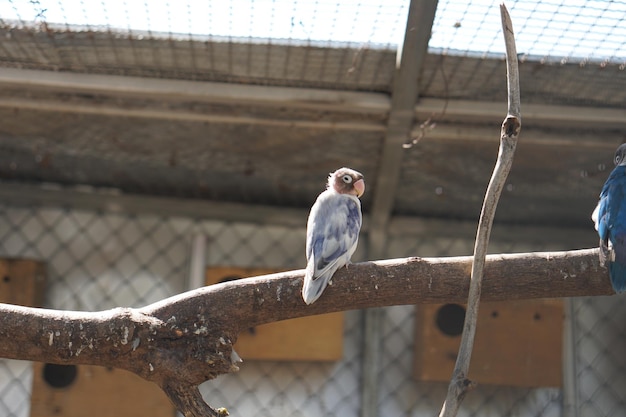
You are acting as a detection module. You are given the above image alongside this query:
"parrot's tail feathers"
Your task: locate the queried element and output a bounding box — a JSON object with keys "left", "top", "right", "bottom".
{"left": 609, "top": 262, "right": 626, "bottom": 294}
{"left": 599, "top": 239, "right": 610, "bottom": 266}
{"left": 609, "top": 262, "right": 626, "bottom": 293}
{"left": 609, "top": 235, "right": 626, "bottom": 293}
{"left": 302, "top": 270, "right": 333, "bottom": 305}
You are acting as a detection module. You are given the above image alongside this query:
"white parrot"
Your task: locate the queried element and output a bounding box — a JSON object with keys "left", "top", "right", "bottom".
{"left": 302, "top": 167, "right": 365, "bottom": 304}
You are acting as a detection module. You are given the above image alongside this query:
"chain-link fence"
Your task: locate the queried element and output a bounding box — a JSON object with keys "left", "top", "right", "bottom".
{"left": 0, "top": 202, "right": 624, "bottom": 416}
{"left": 570, "top": 296, "right": 626, "bottom": 417}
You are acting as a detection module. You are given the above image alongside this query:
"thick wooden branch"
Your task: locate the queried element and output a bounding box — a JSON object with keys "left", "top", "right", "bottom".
{"left": 0, "top": 248, "right": 613, "bottom": 416}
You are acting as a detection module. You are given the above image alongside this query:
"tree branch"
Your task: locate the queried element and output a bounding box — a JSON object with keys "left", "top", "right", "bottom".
{"left": 0, "top": 248, "right": 613, "bottom": 416}
{"left": 439, "top": 4, "right": 521, "bottom": 416}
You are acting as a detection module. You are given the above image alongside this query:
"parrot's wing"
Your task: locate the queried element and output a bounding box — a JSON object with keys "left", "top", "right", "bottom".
{"left": 302, "top": 193, "right": 361, "bottom": 304}
{"left": 594, "top": 175, "right": 616, "bottom": 265}
{"left": 594, "top": 149, "right": 626, "bottom": 293}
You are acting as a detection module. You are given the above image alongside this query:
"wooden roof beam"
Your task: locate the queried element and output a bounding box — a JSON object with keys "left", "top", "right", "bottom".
{"left": 367, "top": 0, "right": 439, "bottom": 259}
{"left": 361, "top": 3, "right": 439, "bottom": 417}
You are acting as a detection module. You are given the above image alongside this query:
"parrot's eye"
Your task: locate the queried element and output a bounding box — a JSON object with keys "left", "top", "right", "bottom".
{"left": 342, "top": 175, "right": 352, "bottom": 184}
{"left": 616, "top": 155, "right": 622, "bottom": 165}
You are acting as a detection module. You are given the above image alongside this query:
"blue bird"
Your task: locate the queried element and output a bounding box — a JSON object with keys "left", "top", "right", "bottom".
{"left": 302, "top": 167, "right": 365, "bottom": 304}
{"left": 592, "top": 143, "right": 626, "bottom": 293}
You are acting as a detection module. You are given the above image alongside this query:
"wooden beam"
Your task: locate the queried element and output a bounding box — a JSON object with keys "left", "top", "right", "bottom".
{"left": 0, "top": 180, "right": 593, "bottom": 247}
{"left": 387, "top": 215, "right": 593, "bottom": 246}
{"left": 414, "top": 124, "right": 621, "bottom": 147}
{"left": 0, "top": 68, "right": 390, "bottom": 114}
{"left": 416, "top": 98, "right": 626, "bottom": 129}
{"left": 361, "top": 3, "right": 439, "bottom": 417}
{"left": 0, "top": 69, "right": 620, "bottom": 132}
{"left": 0, "top": 181, "right": 308, "bottom": 228}
{"left": 1, "top": 93, "right": 620, "bottom": 136}
{"left": 0, "top": 97, "right": 386, "bottom": 132}
{"left": 368, "top": 0, "right": 438, "bottom": 257}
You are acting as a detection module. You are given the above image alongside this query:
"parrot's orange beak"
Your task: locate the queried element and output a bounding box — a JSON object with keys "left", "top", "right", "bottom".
{"left": 354, "top": 178, "right": 365, "bottom": 198}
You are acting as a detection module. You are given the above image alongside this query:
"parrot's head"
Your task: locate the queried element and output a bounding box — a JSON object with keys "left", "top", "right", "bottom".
{"left": 615, "top": 143, "right": 626, "bottom": 167}
{"left": 328, "top": 167, "right": 365, "bottom": 198}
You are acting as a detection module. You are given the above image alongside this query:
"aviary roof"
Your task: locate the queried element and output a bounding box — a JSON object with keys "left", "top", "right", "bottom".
{"left": 0, "top": 0, "right": 624, "bottom": 230}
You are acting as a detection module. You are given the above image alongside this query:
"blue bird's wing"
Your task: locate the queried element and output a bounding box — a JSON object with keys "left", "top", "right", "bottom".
{"left": 594, "top": 167, "right": 626, "bottom": 292}
{"left": 607, "top": 177, "right": 626, "bottom": 293}
{"left": 593, "top": 181, "right": 612, "bottom": 264}
{"left": 302, "top": 192, "right": 362, "bottom": 304}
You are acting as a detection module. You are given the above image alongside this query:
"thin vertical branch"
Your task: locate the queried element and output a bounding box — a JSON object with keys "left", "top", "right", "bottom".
{"left": 438, "top": 4, "right": 521, "bottom": 417}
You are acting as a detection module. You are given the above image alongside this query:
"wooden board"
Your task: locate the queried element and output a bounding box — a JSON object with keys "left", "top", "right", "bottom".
{"left": 30, "top": 363, "right": 174, "bottom": 417}
{"left": 206, "top": 266, "right": 344, "bottom": 361}
{"left": 0, "top": 258, "right": 46, "bottom": 307}
{"left": 414, "top": 299, "right": 563, "bottom": 387}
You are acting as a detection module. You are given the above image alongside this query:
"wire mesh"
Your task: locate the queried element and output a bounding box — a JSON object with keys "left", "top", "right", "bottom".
{"left": 0, "top": 0, "right": 622, "bottom": 96}
{"left": 572, "top": 296, "right": 626, "bottom": 417}
{"left": 377, "top": 236, "right": 573, "bottom": 417}
{"left": 0, "top": 0, "right": 406, "bottom": 90}
{"left": 0, "top": 202, "right": 625, "bottom": 416}
{"left": 430, "top": 0, "right": 626, "bottom": 65}
{"left": 422, "top": 0, "right": 626, "bottom": 108}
